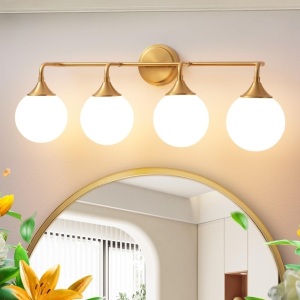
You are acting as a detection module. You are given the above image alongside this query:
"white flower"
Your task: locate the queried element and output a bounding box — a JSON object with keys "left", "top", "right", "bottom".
{"left": 0, "top": 233, "right": 8, "bottom": 266}
{"left": 268, "top": 269, "right": 300, "bottom": 300}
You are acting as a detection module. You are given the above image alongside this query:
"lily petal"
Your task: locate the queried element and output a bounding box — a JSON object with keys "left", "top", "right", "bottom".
{"left": 39, "top": 264, "right": 60, "bottom": 294}
{"left": 0, "top": 195, "right": 14, "bottom": 216}
{"left": 43, "top": 289, "right": 83, "bottom": 300}
{"left": 2, "top": 285, "right": 31, "bottom": 300}
{"left": 19, "top": 260, "right": 40, "bottom": 298}
{"left": 68, "top": 275, "right": 93, "bottom": 294}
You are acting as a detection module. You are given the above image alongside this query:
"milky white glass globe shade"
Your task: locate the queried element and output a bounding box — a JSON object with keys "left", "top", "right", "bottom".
{"left": 15, "top": 95, "right": 68, "bottom": 143}
{"left": 226, "top": 97, "right": 285, "bottom": 151}
{"left": 80, "top": 96, "right": 134, "bottom": 145}
{"left": 153, "top": 95, "right": 209, "bottom": 147}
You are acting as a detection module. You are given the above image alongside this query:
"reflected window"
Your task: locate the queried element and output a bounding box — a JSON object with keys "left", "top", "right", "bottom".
{"left": 30, "top": 218, "right": 146, "bottom": 299}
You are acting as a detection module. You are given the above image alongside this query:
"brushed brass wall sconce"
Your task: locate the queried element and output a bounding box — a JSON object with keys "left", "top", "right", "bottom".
{"left": 15, "top": 44, "right": 285, "bottom": 151}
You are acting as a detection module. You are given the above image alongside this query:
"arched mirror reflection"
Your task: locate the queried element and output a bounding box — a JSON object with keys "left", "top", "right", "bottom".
{"left": 28, "top": 168, "right": 284, "bottom": 300}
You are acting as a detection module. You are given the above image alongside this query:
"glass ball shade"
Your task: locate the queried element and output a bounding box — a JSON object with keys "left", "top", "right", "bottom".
{"left": 80, "top": 96, "right": 134, "bottom": 145}
{"left": 15, "top": 95, "right": 68, "bottom": 143}
{"left": 226, "top": 97, "right": 285, "bottom": 151}
{"left": 153, "top": 95, "right": 209, "bottom": 147}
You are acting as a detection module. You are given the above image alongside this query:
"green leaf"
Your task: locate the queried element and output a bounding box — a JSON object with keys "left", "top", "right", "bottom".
{"left": 20, "top": 213, "right": 36, "bottom": 243}
{"left": 14, "top": 244, "right": 29, "bottom": 289}
{"left": 86, "top": 297, "right": 105, "bottom": 300}
{"left": 6, "top": 211, "right": 22, "bottom": 221}
{"left": 0, "top": 266, "right": 19, "bottom": 285}
{"left": 285, "top": 264, "right": 300, "bottom": 270}
{"left": 245, "top": 297, "right": 265, "bottom": 300}
{"left": 14, "top": 244, "right": 29, "bottom": 267}
{"left": 266, "top": 240, "right": 300, "bottom": 247}
{"left": 0, "top": 287, "right": 18, "bottom": 300}
{"left": 231, "top": 211, "right": 248, "bottom": 230}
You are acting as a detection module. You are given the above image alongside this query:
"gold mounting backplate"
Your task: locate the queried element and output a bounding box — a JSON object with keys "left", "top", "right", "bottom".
{"left": 138, "top": 44, "right": 180, "bottom": 86}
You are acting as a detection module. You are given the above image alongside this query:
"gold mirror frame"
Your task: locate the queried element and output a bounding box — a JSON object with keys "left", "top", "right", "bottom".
{"left": 27, "top": 167, "right": 285, "bottom": 280}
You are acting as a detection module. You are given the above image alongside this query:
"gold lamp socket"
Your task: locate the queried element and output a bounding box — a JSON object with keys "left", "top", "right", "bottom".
{"left": 93, "top": 78, "right": 121, "bottom": 97}
{"left": 241, "top": 78, "right": 272, "bottom": 98}
{"left": 28, "top": 81, "right": 56, "bottom": 96}
{"left": 166, "top": 77, "right": 195, "bottom": 96}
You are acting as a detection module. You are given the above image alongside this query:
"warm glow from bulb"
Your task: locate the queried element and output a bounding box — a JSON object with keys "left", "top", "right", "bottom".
{"left": 153, "top": 95, "right": 209, "bottom": 147}
{"left": 226, "top": 97, "right": 285, "bottom": 151}
{"left": 15, "top": 95, "right": 68, "bottom": 143}
{"left": 80, "top": 96, "right": 134, "bottom": 145}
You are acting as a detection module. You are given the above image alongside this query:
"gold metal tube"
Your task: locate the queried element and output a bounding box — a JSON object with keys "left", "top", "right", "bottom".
{"left": 38, "top": 62, "right": 113, "bottom": 81}
{"left": 37, "top": 60, "right": 265, "bottom": 77}
{"left": 37, "top": 61, "right": 181, "bottom": 83}
{"left": 189, "top": 61, "right": 265, "bottom": 67}
{"left": 36, "top": 61, "right": 266, "bottom": 82}
{"left": 31, "top": 60, "right": 268, "bottom": 97}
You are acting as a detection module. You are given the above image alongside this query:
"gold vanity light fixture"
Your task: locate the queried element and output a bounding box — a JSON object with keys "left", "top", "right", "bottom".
{"left": 15, "top": 44, "right": 285, "bottom": 150}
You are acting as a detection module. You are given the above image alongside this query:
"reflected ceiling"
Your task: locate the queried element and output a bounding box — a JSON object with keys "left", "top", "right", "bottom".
{"left": 120, "top": 175, "right": 212, "bottom": 198}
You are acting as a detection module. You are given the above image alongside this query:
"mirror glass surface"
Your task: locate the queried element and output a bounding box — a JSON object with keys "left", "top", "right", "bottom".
{"left": 29, "top": 168, "right": 283, "bottom": 300}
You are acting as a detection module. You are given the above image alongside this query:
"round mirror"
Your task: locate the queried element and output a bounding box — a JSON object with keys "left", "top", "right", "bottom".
{"left": 28, "top": 168, "right": 284, "bottom": 300}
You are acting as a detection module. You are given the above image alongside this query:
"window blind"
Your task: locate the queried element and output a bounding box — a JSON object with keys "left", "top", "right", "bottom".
{"left": 30, "top": 218, "right": 146, "bottom": 300}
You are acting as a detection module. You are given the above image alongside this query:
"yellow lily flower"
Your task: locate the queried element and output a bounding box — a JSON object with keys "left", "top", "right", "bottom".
{"left": 0, "top": 194, "right": 14, "bottom": 216}
{"left": 4, "top": 260, "right": 92, "bottom": 300}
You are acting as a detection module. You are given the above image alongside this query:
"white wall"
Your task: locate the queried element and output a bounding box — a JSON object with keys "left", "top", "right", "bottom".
{"left": 198, "top": 219, "right": 225, "bottom": 299}
{"left": 1, "top": 9, "right": 300, "bottom": 286}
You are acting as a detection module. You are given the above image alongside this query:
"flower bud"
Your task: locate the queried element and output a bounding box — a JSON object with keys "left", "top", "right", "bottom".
{"left": 0, "top": 195, "right": 14, "bottom": 216}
